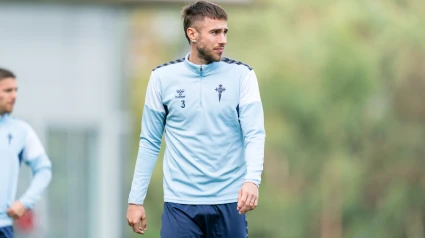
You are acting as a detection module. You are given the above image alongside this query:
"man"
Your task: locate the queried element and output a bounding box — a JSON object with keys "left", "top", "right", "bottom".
{"left": 127, "top": 1, "right": 265, "bottom": 237}
{"left": 0, "top": 68, "right": 52, "bottom": 238}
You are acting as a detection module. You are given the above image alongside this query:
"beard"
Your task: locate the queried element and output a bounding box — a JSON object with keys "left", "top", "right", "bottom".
{"left": 0, "top": 106, "right": 13, "bottom": 114}
{"left": 197, "top": 43, "right": 222, "bottom": 63}
{"left": 0, "top": 108, "right": 11, "bottom": 115}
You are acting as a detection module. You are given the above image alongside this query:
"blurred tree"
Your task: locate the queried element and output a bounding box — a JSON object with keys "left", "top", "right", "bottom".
{"left": 129, "top": 0, "right": 425, "bottom": 237}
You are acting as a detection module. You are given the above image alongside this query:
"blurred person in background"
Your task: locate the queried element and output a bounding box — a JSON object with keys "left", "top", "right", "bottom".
{"left": 126, "top": 1, "right": 265, "bottom": 237}
{"left": 0, "top": 68, "right": 52, "bottom": 238}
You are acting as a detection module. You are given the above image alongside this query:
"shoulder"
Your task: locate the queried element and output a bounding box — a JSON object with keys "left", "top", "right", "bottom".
{"left": 152, "top": 57, "right": 185, "bottom": 73}
{"left": 12, "top": 117, "right": 33, "bottom": 134}
{"left": 4, "top": 117, "right": 33, "bottom": 139}
{"left": 220, "top": 57, "right": 253, "bottom": 71}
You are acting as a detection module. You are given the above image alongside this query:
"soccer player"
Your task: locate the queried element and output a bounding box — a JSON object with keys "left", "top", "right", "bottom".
{"left": 126, "top": 1, "right": 265, "bottom": 237}
{"left": 0, "top": 68, "right": 52, "bottom": 238}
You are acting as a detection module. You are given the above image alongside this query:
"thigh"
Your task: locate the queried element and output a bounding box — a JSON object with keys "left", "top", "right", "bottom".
{"left": 0, "top": 226, "right": 14, "bottom": 238}
{"left": 161, "top": 202, "right": 204, "bottom": 238}
{"left": 206, "top": 203, "right": 247, "bottom": 238}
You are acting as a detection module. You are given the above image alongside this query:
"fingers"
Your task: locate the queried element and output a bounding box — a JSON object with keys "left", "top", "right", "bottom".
{"left": 6, "top": 208, "right": 19, "bottom": 220}
{"left": 239, "top": 194, "right": 257, "bottom": 214}
{"left": 6, "top": 208, "right": 14, "bottom": 218}
{"left": 127, "top": 216, "right": 145, "bottom": 235}
{"left": 237, "top": 183, "right": 259, "bottom": 214}
{"left": 7, "top": 201, "right": 26, "bottom": 219}
{"left": 237, "top": 192, "right": 247, "bottom": 212}
{"left": 126, "top": 205, "right": 146, "bottom": 235}
{"left": 141, "top": 216, "right": 148, "bottom": 231}
{"left": 132, "top": 221, "right": 144, "bottom": 235}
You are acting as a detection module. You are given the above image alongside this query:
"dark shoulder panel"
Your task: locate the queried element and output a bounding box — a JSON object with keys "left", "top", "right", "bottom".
{"left": 221, "top": 57, "right": 253, "bottom": 70}
{"left": 152, "top": 58, "right": 185, "bottom": 71}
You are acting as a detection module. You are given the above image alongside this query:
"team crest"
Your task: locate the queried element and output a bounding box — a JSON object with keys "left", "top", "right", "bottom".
{"left": 215, "top": 84, "right": 226, "bottom": 102}
{"left": 8, "top": 133, "right": 13, "bottom": 145}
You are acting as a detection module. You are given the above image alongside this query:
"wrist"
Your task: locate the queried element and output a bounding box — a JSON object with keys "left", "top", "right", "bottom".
{"left": 244, "top": 181, "right": 259, "bottom": 188}
{"left": 17, "top": 200, "right": 31, "bottom": 210}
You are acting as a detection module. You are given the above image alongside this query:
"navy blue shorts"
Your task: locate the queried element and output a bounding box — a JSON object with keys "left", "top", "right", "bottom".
{"left": 161, "top": 202, "right": 248, "bottom": 238}
{"left": 0, "top": 226, "right": 13, "bottom": 238}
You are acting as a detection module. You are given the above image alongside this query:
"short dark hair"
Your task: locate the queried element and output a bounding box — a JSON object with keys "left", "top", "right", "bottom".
{"left": 181, "top": 1, "right": 228, "bottom": 44}
{"left": 0, "top": 68, "right": 15, "bottom": 81}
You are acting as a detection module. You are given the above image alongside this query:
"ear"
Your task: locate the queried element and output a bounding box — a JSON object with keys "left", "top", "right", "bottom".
{"left": 187, "top": 27, "right": 199, "bottom": 43}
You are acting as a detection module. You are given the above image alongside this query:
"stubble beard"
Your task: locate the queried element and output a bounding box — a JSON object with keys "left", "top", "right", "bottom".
{"left": 0, "top": 100, "right": 14, "bottom": 114}
{"left": 0, "top": 107, "right": 10, "bottom": 115}
{"left": 197, "top": 44, "right": 222, "bottom": 63}
{"left": 0, "top": 106, "right": 13, "bottom": 115}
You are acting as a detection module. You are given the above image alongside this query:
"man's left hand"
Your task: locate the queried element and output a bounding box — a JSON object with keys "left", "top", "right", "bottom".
{"left": 237, "top": 182, "right": 259, "bottom": 214}
{"left": 7, "top": 201, "right": 26, "bottom": 220}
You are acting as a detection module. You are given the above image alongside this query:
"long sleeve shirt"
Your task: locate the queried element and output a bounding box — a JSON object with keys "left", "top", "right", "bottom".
{"left": 129, "top": 53, "right": 265, "bottom": 205}
{"left": 0, "top": 114, "right": 52, "bottom": 227}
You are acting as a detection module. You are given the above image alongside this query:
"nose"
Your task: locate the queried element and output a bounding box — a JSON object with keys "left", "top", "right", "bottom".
{"left": 219, "top": 33, "right": 227, "bottom": 45}
{"left": 10, "top": 91, "right": 17, "bottom": 100}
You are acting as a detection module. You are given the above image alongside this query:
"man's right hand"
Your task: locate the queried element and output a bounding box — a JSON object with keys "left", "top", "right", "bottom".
{"left": 126, "top": 204, "right": 147, "bottom": 235}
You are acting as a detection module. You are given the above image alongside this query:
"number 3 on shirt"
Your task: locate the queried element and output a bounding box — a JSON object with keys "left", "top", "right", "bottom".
{"left": 181, "top": 100, "right": 185, "bottom": 108}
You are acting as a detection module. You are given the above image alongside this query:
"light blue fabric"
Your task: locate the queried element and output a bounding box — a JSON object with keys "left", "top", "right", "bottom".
{"left": 0, "top": 114, "right": 52, "bottom": 227}
{"left": 129, "top": 53, "right": 265, "bottom": 205}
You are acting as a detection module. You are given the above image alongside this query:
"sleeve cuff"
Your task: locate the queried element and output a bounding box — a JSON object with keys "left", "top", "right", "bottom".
{"left": 244, "top": 180, "right": 260, "bottom": 188}
{"left": 19, "top": 198, "right": 33, "bottom": 209}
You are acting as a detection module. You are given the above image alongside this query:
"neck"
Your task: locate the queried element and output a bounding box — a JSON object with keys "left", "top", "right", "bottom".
{"left": 189, "top": 47, "right": 210, "bottom": 65}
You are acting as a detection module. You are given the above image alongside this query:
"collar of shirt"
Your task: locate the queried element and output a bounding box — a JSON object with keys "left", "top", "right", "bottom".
{"left": 184, "top": 52, "right": 220, "bottom": 75}
{"left": 0, "top": 113, "right": 10, "bottom": 123}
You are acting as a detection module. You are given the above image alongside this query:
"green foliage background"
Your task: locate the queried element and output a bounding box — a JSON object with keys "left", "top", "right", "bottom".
{"left": 126, "top": 0, "right": 425, "bottom": 237}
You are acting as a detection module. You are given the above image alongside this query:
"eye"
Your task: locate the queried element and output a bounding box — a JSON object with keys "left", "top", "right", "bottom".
{"left": 4, "top": 88, "right": 17, "bottom": 93}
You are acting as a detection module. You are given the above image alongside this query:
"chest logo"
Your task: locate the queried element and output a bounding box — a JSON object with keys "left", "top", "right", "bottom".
{"left": 215, "top": 84, "right": 226, "bottom": 102}
{"left": 175, "top": 89, "right": 185, "bottom": 99}
{"left": 8, "top": 133, "right": 13, "bottom": 145}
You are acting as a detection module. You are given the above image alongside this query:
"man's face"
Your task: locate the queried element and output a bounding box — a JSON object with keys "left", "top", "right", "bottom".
{"left": 0, "top": 78, "right": 17, "bottom": 115}
{"left": 195, "top": 17, "right": 228, "bottom": 63}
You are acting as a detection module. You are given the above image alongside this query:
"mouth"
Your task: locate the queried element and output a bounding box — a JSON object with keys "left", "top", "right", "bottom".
{"left": 214, "top": 47, "right": 225, "bottom": 53}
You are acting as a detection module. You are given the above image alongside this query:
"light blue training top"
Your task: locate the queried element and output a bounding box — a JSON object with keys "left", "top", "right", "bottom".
{"left": 0, "top": 114, "right": 52, "bottom": 227}
{"left": 129, "top": 53, "right": 265, "bottom": 205}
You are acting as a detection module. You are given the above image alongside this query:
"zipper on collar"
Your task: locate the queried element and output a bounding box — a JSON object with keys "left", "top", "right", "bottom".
{"left": 200, "top": 65, "right": 203, "bottom": 108}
